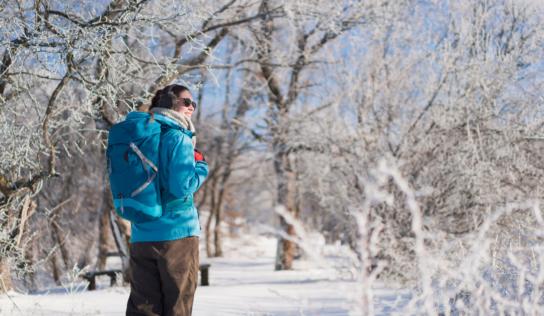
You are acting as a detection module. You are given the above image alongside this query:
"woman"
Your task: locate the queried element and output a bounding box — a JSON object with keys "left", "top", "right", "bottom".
{"left": 126, "top": 84, "right": 208, "bottom": 316}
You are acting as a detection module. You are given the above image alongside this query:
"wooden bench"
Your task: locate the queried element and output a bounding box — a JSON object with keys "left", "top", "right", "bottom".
{"left": 199, "top": 264, "right": 211, "bottom": 286}
{"left": 80, "top": 269, "right": 121, "bottom": 291}
{"left": 81, "top": 264, "right": 211, "bottom": 290}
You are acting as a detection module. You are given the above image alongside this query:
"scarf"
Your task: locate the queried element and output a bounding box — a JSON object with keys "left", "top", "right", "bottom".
{"left": 150, "top": 107, "right": 196, "bottom": 147}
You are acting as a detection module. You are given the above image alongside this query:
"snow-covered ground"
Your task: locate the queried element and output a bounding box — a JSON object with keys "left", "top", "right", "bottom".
{"left": 0, "top": 234, "right": 411, "bottom": 315}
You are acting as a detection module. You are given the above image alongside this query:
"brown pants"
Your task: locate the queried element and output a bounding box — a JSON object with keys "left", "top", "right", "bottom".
{"left": 126, "top": 237, "right": 199, "bottom": 316}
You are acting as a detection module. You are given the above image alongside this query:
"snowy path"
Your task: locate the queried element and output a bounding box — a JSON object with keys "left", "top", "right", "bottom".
{"left": 192, "top": 255, "right": 410, "bottom": 315}
{"left": 0, "top": 235, "right": 410, "bottom": 315}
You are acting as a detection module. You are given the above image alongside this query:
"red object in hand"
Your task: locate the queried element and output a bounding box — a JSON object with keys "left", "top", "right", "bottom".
{"left": 194, "top": 149, "right": 205, "bottom": 162}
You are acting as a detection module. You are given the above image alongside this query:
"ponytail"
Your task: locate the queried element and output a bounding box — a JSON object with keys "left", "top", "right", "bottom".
{"left": 149, "top": 88, "right": 166, "bottom": 111}
{"left": 147, "top": 88, "right": 166, "bottom": 124}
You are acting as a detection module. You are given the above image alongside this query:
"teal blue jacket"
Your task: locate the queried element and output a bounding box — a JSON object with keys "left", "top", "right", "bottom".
{"left": 130, "top": 114, "right": 209, "bottom": 243}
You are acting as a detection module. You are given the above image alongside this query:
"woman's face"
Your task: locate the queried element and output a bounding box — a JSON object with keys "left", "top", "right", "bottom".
{"left": 175, "top": 90, "right": 195, "bottom": 119}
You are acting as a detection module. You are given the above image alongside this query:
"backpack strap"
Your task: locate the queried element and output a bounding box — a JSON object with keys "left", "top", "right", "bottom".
{"left": 129, "top": 142, "right": 158, "bottom": 197}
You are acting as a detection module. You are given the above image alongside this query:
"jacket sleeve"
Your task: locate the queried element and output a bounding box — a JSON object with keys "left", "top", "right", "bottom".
{"left": 167, "top": 133, "right": 209, "bottom": 199}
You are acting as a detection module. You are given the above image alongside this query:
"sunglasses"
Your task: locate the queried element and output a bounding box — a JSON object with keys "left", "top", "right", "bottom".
{"left": 179, "top": 98, "right": 197, "bottom": 110}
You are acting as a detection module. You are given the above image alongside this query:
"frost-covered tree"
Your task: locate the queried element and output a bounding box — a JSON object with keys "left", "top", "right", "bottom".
{"left": 224, "top": 0, "right": 382, "bottom": 270}
{"left": 0, "top": 0, "right": 264, "bottom": 290}
{"left": 3, "top": 0, "right": 543, "bottom": 296}
{"left": 288, "top": 0, "right": 544, "bottom": 283}
{"left": 1, "top": 0, "right": 294, "bottom": 289}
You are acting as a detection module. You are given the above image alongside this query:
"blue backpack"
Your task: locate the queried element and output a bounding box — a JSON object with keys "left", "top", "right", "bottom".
{"left": 106, "top": 112, "right": 163, "bottom": 223}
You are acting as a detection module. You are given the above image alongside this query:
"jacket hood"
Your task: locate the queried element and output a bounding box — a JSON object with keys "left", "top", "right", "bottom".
{"left": 125, "top": 111, "right": 194, "bottom": 137}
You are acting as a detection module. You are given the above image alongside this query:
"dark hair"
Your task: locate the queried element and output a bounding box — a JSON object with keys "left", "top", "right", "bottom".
{"left": 149, "top": 84, "right": 190, "bottom": 110}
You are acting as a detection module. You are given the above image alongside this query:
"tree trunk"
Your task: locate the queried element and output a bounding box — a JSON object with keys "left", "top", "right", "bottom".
{"left": 0, "top": 198, "right": 37, "bottom": 291}
{"left": 206, "top": 208, "right": 216, "bottom": 258}
{"left": 95, "top": 90, "right": 114, "bottom": 271}
{"left": 274, "top": 150, "right": 297, "bottom": 271}
{"left": 51, "top": 222, "right": 70, "bottom": 269}
{"left": 96, "top": 192, "right": 109, "bottom": 270}
{"left": 206, "top": 176, "right": 220, "bottom": 258}
{"left": 275, "top": 220, "right": 296, "bottom": 270}
{"left": 0, "top": 206, "right": 13, "bottom": 290}
{"left": 214, "top": 201, "right": 223, "bottom": 257}
{"left": 22, "top": 250, "right": 36, "bottom": 291}
{"left": 115, "top": 216, "right": 131, "bottom": 243}
{"left": 214, "top": 178, "right": 229, "bottom": 257}
{"left": 114, "top": 209, "right": 131, "bottom": 251}
{"left": 292, "top": 167, "right": 304, "bottom": 260}
{"left": 109, "top": 209, "right": 130, "bottom": 283}
{"left": 0, "top": 258, "right": 10, "bottom": 292}
{"left": 51, "top": 254, "right": 60, "bottom": 285}
{"left": 13, "top": 197, "right": 34, "bottom": 247}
